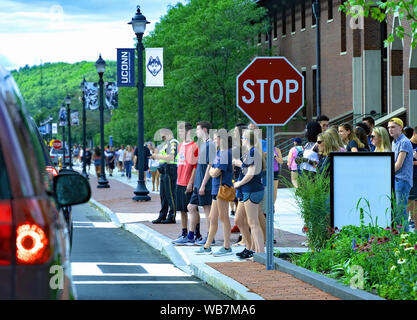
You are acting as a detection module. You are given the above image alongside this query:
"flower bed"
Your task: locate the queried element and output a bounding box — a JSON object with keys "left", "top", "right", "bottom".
{"left": 281, "top": 225, "right": 417, "bottom": 300}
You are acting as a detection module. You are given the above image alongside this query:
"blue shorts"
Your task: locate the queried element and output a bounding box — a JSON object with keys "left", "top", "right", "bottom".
{"left": 241, "top": 190, "right": 264, "bottom": 204}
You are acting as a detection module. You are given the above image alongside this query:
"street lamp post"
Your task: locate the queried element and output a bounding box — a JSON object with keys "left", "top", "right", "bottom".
{"left": 129, "top": 6, "right": 150, "bottom": 201}
{"left": 80, "top": 77, "right": 88, "bottom": 179}
{"left": 95, "top": 54, "right": 110, "bottom": 189}
{"left": 61, "top": 103, "right": 66, "bottom": 168}
{"left": 312, "top": 0, "right": 321, "bottom": 117}
{"left": 65, "top": 94, "right": 72, "bottom": 169}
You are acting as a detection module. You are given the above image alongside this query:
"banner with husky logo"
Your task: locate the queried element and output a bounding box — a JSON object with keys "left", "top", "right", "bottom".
{"left": 145, "top": 48, "right": 164, "bottom": 87}
{"left": 58, "top": 107, "right": 66, "bottom": 126}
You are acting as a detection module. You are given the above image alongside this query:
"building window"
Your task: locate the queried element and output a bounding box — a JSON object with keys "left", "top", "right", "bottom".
{"left": 258, "top": 33, "right": 262, "bottom": 44}
{"left": 273, "top": 13, "right": 278, "bottom": 38}
{"left": 312, "top": 0, "right": 316, "bottom": 27}
{"left": 341, "top": 10, "right": 346, "bottom": 52}
{"left": 291, "top": 3, "right": 296, "bottom": 33}
{"left": 301, "top": 0, "right": 306, "bottom": 29}
{"left": 282, "top": 6, "right": 286, "bottom": 36}
{"left": 328, "top": 0, "right": 333, "bottom": 20}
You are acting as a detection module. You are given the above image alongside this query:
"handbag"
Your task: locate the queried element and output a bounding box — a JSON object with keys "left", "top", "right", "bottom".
{"left": 217, "top": 173, "right": 236, "bottom": 201}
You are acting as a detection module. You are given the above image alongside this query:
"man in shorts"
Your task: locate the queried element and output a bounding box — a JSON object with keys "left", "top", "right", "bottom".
{"left": 172, "top": 122, "right": 199, "bottom": 243}
{"left": 185, "top": 121, "right": 216, "bottom": 246}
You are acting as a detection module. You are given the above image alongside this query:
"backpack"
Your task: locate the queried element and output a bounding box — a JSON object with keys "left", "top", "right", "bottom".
{"left": 294, "top": 146, "right": 304, "bottom": 166}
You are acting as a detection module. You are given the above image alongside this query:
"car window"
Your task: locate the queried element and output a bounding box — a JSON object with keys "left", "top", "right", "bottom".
{"left": 0, "top": 147, "right": 11, "bottom": 199}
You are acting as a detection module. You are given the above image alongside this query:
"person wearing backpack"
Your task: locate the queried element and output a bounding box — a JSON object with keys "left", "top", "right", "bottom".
{"left": 287, "top": 137, "right": 303, "bottom": 188}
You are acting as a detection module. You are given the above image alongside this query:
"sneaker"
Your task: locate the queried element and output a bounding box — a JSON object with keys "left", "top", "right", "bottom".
{"left": 172, "top": 235, "right": 189, "bottom": 245}
{"left": 239, "top": 249, "right": 254, "bottom": 259}
{"left": 236, "top": 248, "right": 250, "bottom": 257}
{"left": 184, "top": 237, "right": 196, "bottom": 246}
{"left": 195, "top": 246, "right": 212, "bottom": 255}
{"left": 213, "top": 247, "right": 233, "bottom": 257}
{"left": 196, "top": 236, "right": 215, "bottom": 246}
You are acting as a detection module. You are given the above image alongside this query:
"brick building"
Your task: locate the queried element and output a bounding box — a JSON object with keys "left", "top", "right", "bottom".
{"left": 255, "top": 0, "right": 416, "bottom": 144}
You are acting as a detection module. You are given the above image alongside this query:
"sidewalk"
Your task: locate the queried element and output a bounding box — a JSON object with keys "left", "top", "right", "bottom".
{"left": 76, "top": 164, "right": 340, "bottom": 300}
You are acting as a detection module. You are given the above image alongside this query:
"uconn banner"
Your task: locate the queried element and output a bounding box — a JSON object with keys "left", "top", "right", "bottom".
{"left": 117, "top": 48, "right": 135, "bottom": 87}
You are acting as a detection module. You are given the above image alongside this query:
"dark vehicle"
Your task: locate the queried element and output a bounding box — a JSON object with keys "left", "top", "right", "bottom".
{"left": 0, "top": 65, "right": 91, "bottom": 299}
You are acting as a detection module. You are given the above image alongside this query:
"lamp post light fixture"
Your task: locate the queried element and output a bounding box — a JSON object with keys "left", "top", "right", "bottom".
{"left": 80, "top": 77, "right": 88, "bottom": 179}
{"left": 65, "top": 94, "right": 72, "bottom": 169}
{"left": 95, "top": 54, "right": 110, "bottom": 189}
{"left": 129, "top": 6, "right": 150, "bottom": 201}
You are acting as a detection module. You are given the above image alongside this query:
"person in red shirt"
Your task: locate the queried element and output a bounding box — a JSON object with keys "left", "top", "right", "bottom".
{"left": 172, "top": 122, "right": 199, "bottom": 245}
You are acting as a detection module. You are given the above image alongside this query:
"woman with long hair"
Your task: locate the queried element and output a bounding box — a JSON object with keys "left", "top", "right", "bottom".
{"left": 195, "top": 130, "right": 234, "bottom": 256}
{"left": 123, "top": 145, "right": 134, "bottom": 179}
{"left": 372, "top": 126, "right": 392, "bottom": 152}
{"left": 338, "top": 123, "right": 364, "bottom": 152}
{"left": 233, "top": 129, "right": 265, "bottom": 256}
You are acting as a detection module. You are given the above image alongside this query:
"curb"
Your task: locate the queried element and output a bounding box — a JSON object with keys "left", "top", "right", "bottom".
{"left": 88, "top": 199, "right": 264, "bottom": 300}
{"left": 253, "top": 253, "right": 385, "bottom": 300}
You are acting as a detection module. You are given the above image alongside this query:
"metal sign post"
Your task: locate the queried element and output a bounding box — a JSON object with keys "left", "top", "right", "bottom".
{"left": 266, "top": 126, "right": 275, "bottom": 270}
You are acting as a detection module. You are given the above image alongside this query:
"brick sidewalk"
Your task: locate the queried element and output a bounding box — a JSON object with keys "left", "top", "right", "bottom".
{"left": 87, "top": 174, "right": 340, "bottom": 300}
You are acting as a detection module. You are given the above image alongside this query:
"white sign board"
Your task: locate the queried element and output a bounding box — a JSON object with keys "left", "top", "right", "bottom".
{"left": 52, "top": 123, "right": 58, "bottom": 134}
{"left": 331, "top": 153, "right": 394, "bottom": 229}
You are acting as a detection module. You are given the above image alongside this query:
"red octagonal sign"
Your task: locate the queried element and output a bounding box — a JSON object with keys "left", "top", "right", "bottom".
{"left": 236, "top": 57, "right": 304, "bottom": 126}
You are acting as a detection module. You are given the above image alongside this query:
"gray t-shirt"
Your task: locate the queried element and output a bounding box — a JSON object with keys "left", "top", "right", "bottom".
{"left": 392, "top": 133, "right": 414, "bottom": 187}
{"left": 194, "top": 139, "right": 216, "bottom": 189}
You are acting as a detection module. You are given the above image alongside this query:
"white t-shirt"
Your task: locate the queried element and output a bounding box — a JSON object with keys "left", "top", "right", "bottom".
{"left": 118, "top": 149, "right": 125, "bottom": 162}
{"left": 300, "top": 142, "right": 319, "bottom": 172}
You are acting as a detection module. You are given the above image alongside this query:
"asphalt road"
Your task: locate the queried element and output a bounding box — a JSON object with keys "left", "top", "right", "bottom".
{"left": 70, "top": 202, "right": 229, "bottom": 300}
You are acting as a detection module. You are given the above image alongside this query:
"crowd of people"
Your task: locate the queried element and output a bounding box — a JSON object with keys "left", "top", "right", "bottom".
{"left": 71, "top": 114, "right": 416, "bottom": 261}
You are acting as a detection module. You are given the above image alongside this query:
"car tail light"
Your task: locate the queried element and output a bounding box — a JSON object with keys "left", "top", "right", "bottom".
{"left": 45, "top": 166, "right": 58, "bottom": 177}
{"left": 0, "top": 201, "right": 12, "bottom": 265}
{"left": 16, "top": 223, "right": 48, "bottom": 264}
{"left": 13, "top": 199, "right": 51, "bottom": 265}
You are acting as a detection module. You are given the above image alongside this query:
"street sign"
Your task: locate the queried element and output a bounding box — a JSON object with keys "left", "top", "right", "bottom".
{"left": 236, "top": 56, "right": 304, "bottom": 270}
{"left": 52, "top": 139, "right": 63, "bottom": 150}
{"left": 236, "top": 57, "right": 304, "bottom": 126}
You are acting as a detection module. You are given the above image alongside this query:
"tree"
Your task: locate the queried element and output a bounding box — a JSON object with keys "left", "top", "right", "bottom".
{"left": 340, "top": 0, "right": 417, "bottom": 48}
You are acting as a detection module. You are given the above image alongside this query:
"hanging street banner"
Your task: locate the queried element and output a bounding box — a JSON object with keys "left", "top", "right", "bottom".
{"left": 58, "top": 106, "right": 67, "bottom": 126}
{"left": 105, "top": 82, "right": 119, "bottom": 109}
{"left": 83, "top": 82, "right": 98, "bottom": 110}
{"left": 52, "top": 123, "right": 58, "bottom": 134}
{"left": 117, "top": 48, "right": 135, "bottom": 87}
{"left": 145, "top": 48, "right": 164, "bottom": 87}
{"left": 71, "top": 110, "right": 79, "bottom": 126}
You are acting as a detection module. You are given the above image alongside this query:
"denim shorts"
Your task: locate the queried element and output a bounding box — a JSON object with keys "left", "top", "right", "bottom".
{"left": 241, "top": 190, "right": 264, "bottom": 204}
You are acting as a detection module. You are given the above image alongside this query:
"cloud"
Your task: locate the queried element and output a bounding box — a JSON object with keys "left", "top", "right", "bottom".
{"left": 0, "top": 0, "right": 189, "bottom": 69}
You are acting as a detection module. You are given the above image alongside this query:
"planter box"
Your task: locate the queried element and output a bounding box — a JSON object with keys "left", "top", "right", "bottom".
{"left": 254, "top": 253, "right": 385, "bottom": 300}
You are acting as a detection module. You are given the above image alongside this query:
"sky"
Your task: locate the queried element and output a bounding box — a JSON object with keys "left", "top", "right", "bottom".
{"left": 0, "top": 0, "right": 188, "bottom": 70}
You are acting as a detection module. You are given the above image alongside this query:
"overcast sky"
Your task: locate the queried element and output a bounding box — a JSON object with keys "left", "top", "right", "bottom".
{"left": 0, "top": 0, "right": 188, "bottom": 70}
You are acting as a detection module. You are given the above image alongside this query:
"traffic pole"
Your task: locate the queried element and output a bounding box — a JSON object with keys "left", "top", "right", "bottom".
{"left": 266, "top": 125, "right": 274, "bottom": 270}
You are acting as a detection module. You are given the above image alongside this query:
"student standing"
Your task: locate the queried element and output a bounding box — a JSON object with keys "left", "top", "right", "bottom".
{"left": 172, "top": 122, "right": 199, "bottom": 245}
{"left": 388, "top": 118, "right": 414, "bottom": 232}
{"left": 195, "top": 130, "right": 234, "bottom": 256}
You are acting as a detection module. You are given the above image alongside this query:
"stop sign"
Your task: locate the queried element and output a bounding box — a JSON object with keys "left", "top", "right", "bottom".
{"left": 236, "top": 57, "right": 304, "bottom": 126}
{"left": 52, "top": 139, "right": 63, "bottom": 150}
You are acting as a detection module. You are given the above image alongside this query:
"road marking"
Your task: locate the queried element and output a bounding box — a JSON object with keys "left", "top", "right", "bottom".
{"left": 71, "top": 262, "right": 192, "bottom": 277}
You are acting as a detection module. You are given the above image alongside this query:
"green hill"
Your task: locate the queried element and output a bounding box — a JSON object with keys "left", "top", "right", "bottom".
{"left": 12, "top": 61, "right": 117, "bottom": 146}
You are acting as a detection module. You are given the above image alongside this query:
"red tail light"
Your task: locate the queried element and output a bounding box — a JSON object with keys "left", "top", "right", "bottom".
{"left": 0, "top": 201, "right": 12, "bottom": 265}
{"left": 13, "top": 199, "right": 51, "bottom": 265}
{"left": 16, "top": 223, "right": 48, "bottom": 264}
{"left": 45, "top": 166, "right": 58, "bottom": 177}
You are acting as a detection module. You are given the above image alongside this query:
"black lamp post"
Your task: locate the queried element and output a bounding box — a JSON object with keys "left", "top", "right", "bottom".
{"left": 60, "top": 103, "right": 66, "bottom": 168}
{"left": 129, "top": 6, "right": 150, "bottom": 201}
{"left": 312, "top": 0, "right": 321, "bottom": 117}
{"left": 95, "top": 54, "right": 110, "bottom": 189}
{"left": 65, "top": 94, "right": 72, "bottom": 169}
{"left": 80, "top": 77, "right": 88, "bottom": 179}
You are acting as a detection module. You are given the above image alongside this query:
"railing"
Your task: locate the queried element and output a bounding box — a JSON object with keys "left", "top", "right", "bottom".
{"left": 274, "top": 112, "right": 387, "bottom": 159}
